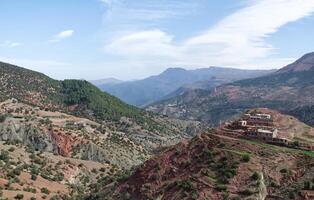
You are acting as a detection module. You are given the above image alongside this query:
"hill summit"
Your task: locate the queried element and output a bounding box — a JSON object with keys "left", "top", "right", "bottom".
{"left": 278, "top": 52, "right": 314, "bottom": 73}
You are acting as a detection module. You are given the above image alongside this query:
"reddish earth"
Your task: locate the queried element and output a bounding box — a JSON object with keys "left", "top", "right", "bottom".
{"left": 50, "top": 129, "right": 86, "bottom": 157}
{"left": 97, "top": 130, "right": 314, "bottom": 200}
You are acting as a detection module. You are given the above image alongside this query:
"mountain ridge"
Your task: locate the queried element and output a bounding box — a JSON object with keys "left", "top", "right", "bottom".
{"left": 89, "top": 78, "right": 123, "bottom": 86}
{"left": 96, "top": 66, "right": 275, "bottom": 107}
{"left": 277, "top": 52, "right": 314, "bottom": 73}
{"left": 147, "top": 52, "right": 314, "bottom": 126}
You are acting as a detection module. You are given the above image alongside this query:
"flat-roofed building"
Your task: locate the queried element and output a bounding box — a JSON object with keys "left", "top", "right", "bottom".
{"left": 247, "top": 128, "right": 278, "bottom": 140}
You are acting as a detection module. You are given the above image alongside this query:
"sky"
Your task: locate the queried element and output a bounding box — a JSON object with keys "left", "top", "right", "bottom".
{"left": 0, "top": 0, "right": 314, "bottom": 80}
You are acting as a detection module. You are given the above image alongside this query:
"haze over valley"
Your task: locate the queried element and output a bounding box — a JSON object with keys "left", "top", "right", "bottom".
{"left": 1, "top": 1, "right": 314, "bottom": 200}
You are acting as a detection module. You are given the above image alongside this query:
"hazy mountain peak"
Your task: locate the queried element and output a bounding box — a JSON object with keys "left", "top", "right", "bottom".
{"left": 97, "top": 66, "right": 274, "bottom": 107}
{"left": 160, "top": 67, "right": 187, "bottom": 75}
{"left": 278, "top": 52, "right": 314, "bottom": 73}
{"left": 90, "top": 78, "right": 123, "bottom": 86}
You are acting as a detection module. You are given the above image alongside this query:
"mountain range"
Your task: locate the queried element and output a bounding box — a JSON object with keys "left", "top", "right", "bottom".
{"left": 147, "top": 52, "right": 314, "bottom": 127}
{"left": 89, "top": 78, "right": 123, "bottom": 87}
{"left": 93, "top": 67, "right": 275, "bottom": 107}
{"left": 1, "top": 52, "right": 314, "bottom": 199}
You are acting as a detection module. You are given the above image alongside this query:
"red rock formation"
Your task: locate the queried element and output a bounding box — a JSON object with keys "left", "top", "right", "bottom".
{"left": 50, "top": 130, "right": 78, "bottom": 157}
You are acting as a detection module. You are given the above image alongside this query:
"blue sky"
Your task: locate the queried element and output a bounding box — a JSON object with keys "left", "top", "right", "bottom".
{"left": 0, "top": 0, "right": 314, "bottom": 80}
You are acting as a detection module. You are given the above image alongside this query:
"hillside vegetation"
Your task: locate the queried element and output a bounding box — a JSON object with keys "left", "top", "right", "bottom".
{"left": 0, "top": 62, "right": 143, "bottom": 123}
{"left": 0, "top": 61, "right": 204, "bottom": 199}
{"left": 0, "top": 62, "right": 202, "bottom": 135}
{"left": 90, "top": 132, "right": 314, "bottom": 200}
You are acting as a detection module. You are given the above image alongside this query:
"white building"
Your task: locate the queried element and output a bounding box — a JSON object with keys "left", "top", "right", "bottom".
{"left": 257, "top": 128, "right": 278, "bottom": 139}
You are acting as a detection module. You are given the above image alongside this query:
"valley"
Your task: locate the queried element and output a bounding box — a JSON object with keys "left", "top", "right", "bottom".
{"left": 1, "top": 53, "right": 314, "bottom": 199}
{"left": 2, "top": 1, "right": 314, "bottom": 199}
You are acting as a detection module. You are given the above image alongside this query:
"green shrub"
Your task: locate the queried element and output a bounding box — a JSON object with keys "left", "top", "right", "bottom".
{"left": 0, "top": 150, "right": 10, "bottom": 162}
{"left": 0, "top": 115, "right": 6, "bottom": 123}
{"left": 41, "top": 187, "right": 50, "bottom": 194}
{"left": 178, "top": 180, "right": 195, "bottom": 191}
{"left": 241, "top": 154, "right": 250, "bottom": 162}
{"left": 239, "top": 189, "right": 255, "bottom": 196}
{"left": 289, "top": 192, "right": 296, "bottom": 199}
{"left": 14, "top": 194, "right": 24, "bottom": 199}
{"left": 280, "top": 168, "right": 288, "bottom": 173}
{"left": 215, "top": 184, "right": 227, "bottom": 191}
{"left": 251, "top": 172, "right": 260, "bottom": 181}
{"left": 304, "top": 181, "right": 312, "bottom": 190}
{"left": 8, "top": 147, "right": 15, "bottom": 152}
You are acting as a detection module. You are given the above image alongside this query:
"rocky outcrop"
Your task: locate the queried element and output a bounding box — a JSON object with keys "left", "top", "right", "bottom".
{"left": 0, "top": 119, "right": 53, "bottom": 151}
{"left": 80, "top": 141, "right": 147, "bottom": 170}
{"left": 257, "top": 172, "right": 268, "bottom": 200}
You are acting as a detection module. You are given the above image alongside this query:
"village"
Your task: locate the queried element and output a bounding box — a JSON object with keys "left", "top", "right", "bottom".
{"left": 218, "top": 110, "right": 314, "bottom": 151}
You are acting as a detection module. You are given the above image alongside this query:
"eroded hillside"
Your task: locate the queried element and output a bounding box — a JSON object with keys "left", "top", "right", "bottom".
{"left": 0, "top": 98, "right": 197, "bottom": 199}
{"left": 94, "top": 132, "right": 314, "bottom": 200}
{"left": 90, "top": 109, "right": 314, "bottom": 200}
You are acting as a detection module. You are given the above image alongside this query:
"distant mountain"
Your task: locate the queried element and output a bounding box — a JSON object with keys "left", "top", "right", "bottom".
{"left": 97, "top": 67, "right": 275, "bottom": 107}
{"left": 147, "top": 52, "right": 314, "bottom": 126}
{"left": 90, "top": 78, "right": 123, "bottom": 86}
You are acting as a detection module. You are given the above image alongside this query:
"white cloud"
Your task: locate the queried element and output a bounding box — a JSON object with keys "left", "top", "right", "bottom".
{"left": 100, "top": 0, "right": 199, "bottom": 30}
{"left": 103, "top": 0, "right": 314, "bottom": 77}
{"left": 49, "top": 30, "right": 74, "bottom": 42}
{"left": 99, "top": 0, "right": 115, "bottom": 6}
{"left": 184, "top": 0, "right": 314, "bottom": 66}
{"left": 0, "top": 41, "right": 21, "bottom": 48}
{"left": 106, "top": 30, "right": 177, "bottom": 58}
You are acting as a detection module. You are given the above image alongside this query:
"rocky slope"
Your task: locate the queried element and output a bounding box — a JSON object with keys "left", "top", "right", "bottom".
{"left": 0, "top": 62, "right": 204, "bottom": 199}
{"left": 147, "top": 52, "right": 314, "bottom": 127}
{"left": 97, "top": 67, "right": 275, "bottom": 107}
{"left": 0, "top": 98, "right": 200, "bottom": 199}
{"left": 91, "top": 111, "right": 314, "bottom": 199}
{"left": 0, "top": 140, "right": 116, "bottom": 200}
{"left": 0, "top": 99, "right": 146, "bottom": 169}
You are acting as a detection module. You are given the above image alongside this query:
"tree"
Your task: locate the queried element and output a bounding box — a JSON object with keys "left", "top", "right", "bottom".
{"left": 241, "top": 154, "right": 250, "bottom": 162}
{"left": 0, "top": 115, "right": 6, "bottom": 123}
{"left": 251, "top": 172, "right": 260, "bottom": 181}
{"left": 0, "top": 150, "right": 10, "bottom": 162}
{"left": 41, "top": 187, "right": 50, "bottom": 194}
{"left": 14, "top": 194, "right": 24, "bottom": 199}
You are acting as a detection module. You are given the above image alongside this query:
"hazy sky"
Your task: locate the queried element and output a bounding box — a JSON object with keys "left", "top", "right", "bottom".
{"left": 0, "top": 0, "right": 314, "bottom": 80}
